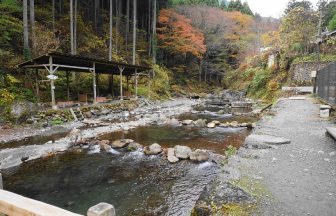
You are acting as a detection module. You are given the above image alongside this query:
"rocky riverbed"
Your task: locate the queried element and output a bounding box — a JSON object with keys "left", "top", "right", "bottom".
{"left": 1, "top": 91, "right": 264, "bottom": 215}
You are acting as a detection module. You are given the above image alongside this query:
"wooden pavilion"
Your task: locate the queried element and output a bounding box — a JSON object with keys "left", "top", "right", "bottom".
{"left": 17, "top": 52, "right": 152, "bottom": 110}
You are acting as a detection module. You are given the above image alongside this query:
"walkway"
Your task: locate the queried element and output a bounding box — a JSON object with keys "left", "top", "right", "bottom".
{"left": 242, "top": 97, "right": 336, "bottom": 215}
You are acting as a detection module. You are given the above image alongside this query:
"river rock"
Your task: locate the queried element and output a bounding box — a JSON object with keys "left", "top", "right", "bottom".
{"left": 167, "top": 148, "right": 179, "bottom": 163}
{"left": 174, "top": 145, "right": 192, "bottom": 159}
{"left": 166, "top": 118, "right": 180, "bottom": 125}
{"left": 244, "top": 134, "right": 291, "bottom": 149}
{"left": 213, "top": 120, "right": 220, "bottom": 125}
{"left": 182, "top": 120, "right": 193, "bottom": 125}
{"left": 207, "top": 122, "right": 216, "bottom": 128}
{"left": 111, "top": 139, "right": 134, "bottom": 148}
{"left": 98, "top": 140, "right": 111, "bottom": 152}
{"left": 217, "top": 110, "right": 225, "bottom": 115}
{"left": 219, "top": 123, "right": 229, "bottom": 128}
{"left": 229, "top": 121, "right": 239, "bottom": 127}
{"left": 144, "top": 143, "right": 162, "bottom": 155}
{"left": 189, "top": 149, "right": 209, "bottom": 162}
{"left": 83, "top": 111, "right": 92, "bottom": 119}
{"left": 194, "top": 119, "right": 207, "bottom": 127}
{"left": 127, "top": 142, "right": 142, "bottom": 151}
{"left": 240, "top": 123, "right": 248, "bottom": 127}
{"left": 209, "top": 153, "right": 226, "bottom": 164}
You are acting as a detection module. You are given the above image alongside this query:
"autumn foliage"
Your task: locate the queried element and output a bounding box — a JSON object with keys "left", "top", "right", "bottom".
{"left": 157, "top": 9, "right": 206, "bottom": 59}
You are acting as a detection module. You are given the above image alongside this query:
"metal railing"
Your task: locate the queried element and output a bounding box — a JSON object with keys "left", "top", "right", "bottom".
{"left": 317, "top": 62, "right": 336, "bottom": 105}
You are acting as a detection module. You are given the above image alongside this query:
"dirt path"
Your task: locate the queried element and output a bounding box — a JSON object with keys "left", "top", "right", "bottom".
{"left": 239, "top": 97, "right": 336, "bottom": 216}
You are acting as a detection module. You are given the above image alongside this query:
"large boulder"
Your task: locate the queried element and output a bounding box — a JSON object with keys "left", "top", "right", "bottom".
{"left": 167, "top": 148, "right": 179, "bottom": 163}
{"left": 10, "top": 101, "right": 37, "bottom": 123}
{"left": 244, "top": 134, "right": 291, "bottom": 149}
{"left": 111, "top": 139, "right": 134, "bottom": 148}
{"left": 182, "top": 120, "right": 194, "bottom": 125}
{"left": 144, "top": 143, "right": 162, "bottom": 155}
{"left": 194, "top": 119, "right": 207, "bottom": 127}
{"left": 174, "top": 145, "right": 192, "bottom": 159}
{"left": 189, "top": 149, "right": 209, "bottom": 162}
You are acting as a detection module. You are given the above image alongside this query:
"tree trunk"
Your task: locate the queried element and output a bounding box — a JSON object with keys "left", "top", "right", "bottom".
{"left": 126, "top": 0, "right": 130, "bottom": 51}
{"left": 70, "top": 0, "right": 74, "bottom": 55}
{"left": 23, "top": 0, "right": 29, "bottom": 59}
{"left": 109, "top": 0, "right": 113, "bottom": 61}
{"left": 198, "top": 59, "right": 202, "bottom": 82}
{"left": 30, "top": 0, "right": 36, "bottom": 56}
{"left": 148, "top": 0, "right": 151, "bottom": 56}
{"left": 74, "top": 0, "right": 77, "bottom": 54}
{"left": 132, "top": 0, "right": 137, "bottom": 64}
{"left": 152, "top": 0, "right": 157, "bottom": 63}
{"left": 52, "top": 0, "right": 55, "bottom": 34}
{"left": 94, "top": 0, "right": 98, "bottom": 31}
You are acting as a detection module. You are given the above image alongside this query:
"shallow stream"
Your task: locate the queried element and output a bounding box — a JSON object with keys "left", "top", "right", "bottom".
{"left": 2, "top": 107, "right": 256, "bottom": 215}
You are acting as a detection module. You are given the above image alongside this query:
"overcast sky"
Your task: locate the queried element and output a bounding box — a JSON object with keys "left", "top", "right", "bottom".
{"left": 244, "top": 0, "right": 320, "bottom": 18}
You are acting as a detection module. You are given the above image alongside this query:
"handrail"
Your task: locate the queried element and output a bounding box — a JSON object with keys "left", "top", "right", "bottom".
{"left": 0, "top": 189, "right": 82, "bottom": 216}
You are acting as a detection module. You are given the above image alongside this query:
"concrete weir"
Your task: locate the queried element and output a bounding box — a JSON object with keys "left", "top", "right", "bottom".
{"left": 231, "top": 101, "right": 253, "bottom": 113}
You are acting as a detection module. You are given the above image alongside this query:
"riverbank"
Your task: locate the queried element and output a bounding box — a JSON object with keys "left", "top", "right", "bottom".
{"left": 196, "top": 96, "right": 336, "bottom": 215}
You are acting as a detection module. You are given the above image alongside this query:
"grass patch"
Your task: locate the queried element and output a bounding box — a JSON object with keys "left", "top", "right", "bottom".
{"left": 219, "top": 203, "right": 258, "bottom": 216}
{"left": 230, "top": 176, "right": 270, "bottom": 199}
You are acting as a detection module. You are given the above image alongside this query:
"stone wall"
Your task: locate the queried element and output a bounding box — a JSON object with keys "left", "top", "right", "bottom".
{"left": 291, "top": 62, "right": 331, "bottom": 83}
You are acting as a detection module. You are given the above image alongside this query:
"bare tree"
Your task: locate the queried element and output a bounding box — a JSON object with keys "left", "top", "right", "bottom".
{"left": 23, "top": 0, "right": 29, "bottom": 59}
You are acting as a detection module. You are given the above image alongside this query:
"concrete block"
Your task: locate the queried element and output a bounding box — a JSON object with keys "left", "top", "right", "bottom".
{"left": 320, "top": 105, "right": 331, "bottom": 118}
{"left": 0, "top": 173, "right": 2, "bottom": 189}
{"left": 87, "top": 203, "right": 116, "bottom": 216}
{"left": 326, "top": 127, "right": 336, "bottom": 140}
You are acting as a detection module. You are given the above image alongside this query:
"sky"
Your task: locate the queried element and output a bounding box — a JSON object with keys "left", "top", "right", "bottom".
{"left": 244, "top": 0, "right": 320, "bottom": 18}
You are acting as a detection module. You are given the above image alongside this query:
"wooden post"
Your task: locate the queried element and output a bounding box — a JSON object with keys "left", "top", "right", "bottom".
{"left": 148, "top": 70, "right": 151, "bottom": 99}
{"left": 118, "top": 66, "right": 125, "bottom": 100}
{"left": 49, "top": 56, "right": 57, "bottom": 110}
{"left": 35, "top": 69, "right": 39, "bottom": 103}
{"left": 135, "top": 69, "right": 138, "bottom": 98}
{"left": 126, "top": 76, "right": 129, "bottom": 91}
{"left": 92, "top": 63, "right": 97, "bottom": 104}
{"left": 66, "top": 71, "right": 70, "bottom": 101}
